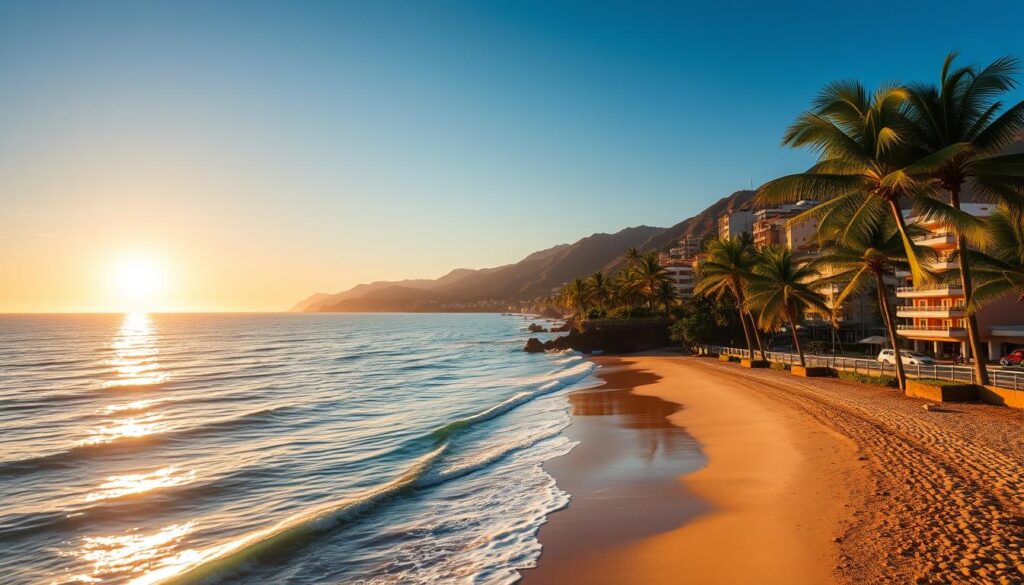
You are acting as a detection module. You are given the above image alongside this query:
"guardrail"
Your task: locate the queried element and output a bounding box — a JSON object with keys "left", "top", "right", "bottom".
{"left": 702, "top": 345, "right": 1024, "bottom": 391}
{"left": 895, "top": 325, "right": 966, "bottom": 332}
{"left": 896, "top": 305, "right": 965, "bottom": 313}
{"left": 895, "top": 284, "right": 964, "bottom": 293}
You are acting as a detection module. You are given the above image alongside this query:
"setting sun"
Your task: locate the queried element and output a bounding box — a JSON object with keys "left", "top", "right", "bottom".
{"left": 111, "top": 256, "right": 165, "bottom": 307}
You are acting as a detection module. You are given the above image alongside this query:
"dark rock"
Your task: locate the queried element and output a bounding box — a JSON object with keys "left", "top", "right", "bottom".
{"left": 527, "top": 323, "right": 547, "bottom": 333}
{"left": 524, "top": 338, "right": 546, "bottom": 353}
{"left": 541, "top": 319, "right": 674, "bottom": 354}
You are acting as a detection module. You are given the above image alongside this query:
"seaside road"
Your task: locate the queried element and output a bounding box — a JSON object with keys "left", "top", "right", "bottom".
{"left": 684, "top": 357, "right": 1024, "bottom": 585}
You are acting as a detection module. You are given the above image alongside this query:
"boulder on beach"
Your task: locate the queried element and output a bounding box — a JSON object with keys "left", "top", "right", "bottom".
{"left": 524, "top": 337, "right": 546, "bottom": 353}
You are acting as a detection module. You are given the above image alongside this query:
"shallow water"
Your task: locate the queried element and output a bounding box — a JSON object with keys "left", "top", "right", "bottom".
{"left": 0, "top": 313, "right": 601, "bottom": 584}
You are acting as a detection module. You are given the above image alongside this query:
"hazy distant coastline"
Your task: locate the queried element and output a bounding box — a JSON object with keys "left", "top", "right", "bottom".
{"left": 296, "top": 190, "right": 758, "bottom": 313}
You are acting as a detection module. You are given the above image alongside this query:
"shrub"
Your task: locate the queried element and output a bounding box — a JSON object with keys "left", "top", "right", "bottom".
{"left": 770, "top": 362, "right": 790, "bottom": 371}
{"left": 911, "top": 378, "right": 966, "bottom": 388}
{"left": 838, "top": 371, "right": 897, "bottom": 387}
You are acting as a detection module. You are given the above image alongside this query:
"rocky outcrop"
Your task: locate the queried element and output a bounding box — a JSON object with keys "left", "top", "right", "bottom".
{"left": 524, "top": 338, "right": 546, "bottom": 353}
{"left": 525, "top": 319, "right": 674, "bottom": 354}
{"left": 527, "top": 323, "right": 547, "bottom": 333}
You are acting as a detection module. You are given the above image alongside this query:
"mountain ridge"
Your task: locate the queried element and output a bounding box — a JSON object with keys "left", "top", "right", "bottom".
{"left": 297, "top": 189, "right": 756, "bottom": 312}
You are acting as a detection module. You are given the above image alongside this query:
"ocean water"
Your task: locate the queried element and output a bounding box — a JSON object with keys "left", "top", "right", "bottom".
{"left": 0, "top": 313, "right": 597, "bottom": 584}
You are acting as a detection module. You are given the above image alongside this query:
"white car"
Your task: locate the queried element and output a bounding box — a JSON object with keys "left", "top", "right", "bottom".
{"left": 877, "top": 349, "right": 936, "bottom": 366}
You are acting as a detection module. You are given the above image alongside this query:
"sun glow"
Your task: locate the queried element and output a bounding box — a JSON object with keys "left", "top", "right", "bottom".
{"left": 109, "top": 256, "right": 167, "bottom": 311}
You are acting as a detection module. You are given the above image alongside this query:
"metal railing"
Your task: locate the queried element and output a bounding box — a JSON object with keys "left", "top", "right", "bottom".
{"left": 702, "top": 344, "right": 1024, "bottom": 391}
{"left": 896, "top": 284, "right": 965, "bottom": 293}
{"left": 896, "top": 305, "right": 965, "bottom": 313}
{"left": 896, "top": 324, "right": 966, "bottom": 332}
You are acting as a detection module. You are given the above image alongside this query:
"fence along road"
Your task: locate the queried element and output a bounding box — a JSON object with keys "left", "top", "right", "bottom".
{"left": 704, "top": 345, "right": 1024, "bottom": 391}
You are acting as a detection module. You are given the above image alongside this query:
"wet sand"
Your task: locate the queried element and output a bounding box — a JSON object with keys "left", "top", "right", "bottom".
{"left": 523, "top": 355, "right": 864, "bottom": 584}
{"left": 520, "top": 366, "right": 708, "bottom": 579}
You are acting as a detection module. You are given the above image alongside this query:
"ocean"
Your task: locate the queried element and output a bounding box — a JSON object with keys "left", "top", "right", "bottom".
{"left": 0, "top": 313, "right": 597, "bottom": 584}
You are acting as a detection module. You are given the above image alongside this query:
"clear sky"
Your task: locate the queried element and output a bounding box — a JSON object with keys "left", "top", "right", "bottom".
{"left": 2, "top": 1, "right": 1022, "bottom": 312}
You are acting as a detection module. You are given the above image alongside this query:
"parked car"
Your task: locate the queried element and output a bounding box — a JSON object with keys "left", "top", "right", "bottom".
{"left": 999, "top": 349, "right": 1024, "bottom": 367}
{"left": 877, "top": 349, "right": 937, "bottom": 366}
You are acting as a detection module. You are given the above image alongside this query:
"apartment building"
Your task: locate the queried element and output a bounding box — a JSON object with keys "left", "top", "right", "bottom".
{"left": 751, "top": 200, "right": 818, "bottom": 249}
{"left": 718, "top": 209, "right": 753, "bottom": 240}
{"left": 658, "top": 236, "right": 701, "bottom": 299}
{"left": 895, "top": 203, "right": 1024, "bottom": 360}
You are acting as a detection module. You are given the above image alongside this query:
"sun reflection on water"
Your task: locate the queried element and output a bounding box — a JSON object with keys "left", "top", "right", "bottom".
{"left": 82, "top": 413, "right": 165, "bottom": 445}
{"left": 85, "top": 466, "right": 196, "bottom": 502}
{"left": 104, "top": 313, "right": 167, "bottom": 388}
{"left": 66, "top": 522, "right": 198, "bottom": 584}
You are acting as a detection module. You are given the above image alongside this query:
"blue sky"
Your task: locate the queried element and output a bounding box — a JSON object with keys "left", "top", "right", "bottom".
{"left": 1, "top": 1, "right": 1023, "bottom": 310}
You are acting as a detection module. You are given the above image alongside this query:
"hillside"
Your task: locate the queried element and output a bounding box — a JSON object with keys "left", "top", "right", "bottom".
{"left": 298, "top": 189, "right": 757, "bottom": 312}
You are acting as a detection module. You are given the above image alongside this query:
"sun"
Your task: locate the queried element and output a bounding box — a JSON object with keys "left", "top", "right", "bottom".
{"left": 112, "top": 256, "right": 165, "bottom": 305}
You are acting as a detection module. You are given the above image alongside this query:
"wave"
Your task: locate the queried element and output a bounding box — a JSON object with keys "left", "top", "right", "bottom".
{"left": 0, "top": 404, "right": 305, "bottom": 477}
{"left": 137, "top": 430, "right": 571, "bottom": 585}
{"left": 134, "top": 357, "right": 594, "bottom": 585}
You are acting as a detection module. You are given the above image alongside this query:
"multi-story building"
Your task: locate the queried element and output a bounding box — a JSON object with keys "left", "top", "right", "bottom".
{"left": 670, "top": 235, "right": 702, "bottom": 259}
{"left": 658, "top": 236, "right": 701, "bottom": 299}
{"left": 895, "top": 203, "right": 1024, "bottom": 360}
{"left": 751, "top": 200, "right": 818, "bottom": 249}
{"left": 718, "top": 209, "right": 753, "bottom": 240}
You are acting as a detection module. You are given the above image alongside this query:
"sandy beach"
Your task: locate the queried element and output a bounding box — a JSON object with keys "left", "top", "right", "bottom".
{"left": 525, "top": 355, "right": 1024, "bottom": 585}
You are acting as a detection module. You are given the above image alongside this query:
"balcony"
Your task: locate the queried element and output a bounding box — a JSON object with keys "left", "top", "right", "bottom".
{"left": 895, "top": 284, "right": 964, "bottom": 298}
{"left": 915, "top": 232, "right": 957, "bottom": 248}
{"left": 895, "top": 304, "right": 965, "bottom": 318}
{"left": 896, "top": 324, "right": 967, "bottom": 339}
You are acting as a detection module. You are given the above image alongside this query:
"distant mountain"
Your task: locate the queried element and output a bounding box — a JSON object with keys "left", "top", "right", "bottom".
{"left": 297, "top": 189, "right": 756, "bottom": 313}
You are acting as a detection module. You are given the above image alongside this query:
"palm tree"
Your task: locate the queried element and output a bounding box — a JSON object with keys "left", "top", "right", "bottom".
{"left": 623, "top": 247, "right": 642, "bottom": 266}
{"left": 559, "top": 277, "right": 590, "bottom": 318}
{"left": 746, "top": 246, "right": 831, "bottom": 367}
{"left": 758, "top": 81, "right": 933, "bottom": 288}
{"left": 586, "top": 271, "right": 613, "bottom": 315}
{"left": 656, "top": 280, "right": 677, "bottom": 316}
{"left": 904, "top": 53, "right": 1024, "bottom": 384}
{"left": 814, "top": 214, "right": 935, "bottom": 390}
{"left": 970, "top": 205, "right": 1024, "bottom": 308}
{"left": 694, "top": 238, "right": 758, "bottom": 358}
{"left": 736, "top": 232, "right": 767, "bottom": 358}
{"left": 633, "top": 253, "right": 672, "bottom": 310}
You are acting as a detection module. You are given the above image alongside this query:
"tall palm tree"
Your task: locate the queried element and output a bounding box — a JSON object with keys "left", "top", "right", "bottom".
{"left": 746, "top": 246, "right": 831, "bottom": 367}
{"left": 633, "top": 253, "right": 672, "bottom": 310}
{"left": 814, "top": 214, "right": 935, "bottom": 390}
{"left": 758, "top": 81, "right": 934, "bottom": 288}
{"left": 736, "top": 232, "right": 767, "bottom": 358}
{"left": 586, "top": 271, "right": 613, "bottom": 314}
{"left": 970, "top": 205, "right": 1024, "bottom": 308}
{"left": 904, "top": 53, "right": 1024, "bottom": 384}
{"left": 694, "top": 238, "right": 758, "bottom": 358}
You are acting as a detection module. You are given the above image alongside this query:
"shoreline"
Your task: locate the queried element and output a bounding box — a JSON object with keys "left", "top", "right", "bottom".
{"left": 523, "top": 354, "right": 867, "bottom": 584}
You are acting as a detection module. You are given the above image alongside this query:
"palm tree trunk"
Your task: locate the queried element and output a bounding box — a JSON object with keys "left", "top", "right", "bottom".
{"left": 874, "top": 272, "right": 907, "bottom": 391}
{"left": 785, "top": 307, "right": 805, "bottom": 367}
{"left": 949, "top": 185, "right": 990, "bottom": 386}
{"left": 734, "top": 287, "right": 755, "bottom": 359}
{"left": 746, "top": 310, "right": 766, "bottom": 360}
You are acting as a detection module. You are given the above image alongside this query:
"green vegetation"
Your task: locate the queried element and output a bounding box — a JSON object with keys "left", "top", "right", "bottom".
{"left": 553, "top": 250, "right": 675, "bottom": 319}
{"left": 693, "top": 237, "right": 762, "bottom": 359}
{"left": 838, "top": 372, "right": 898, "bottom": 388}
{"left": 746, "top": 246, "right": 830, "bottom": 367}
